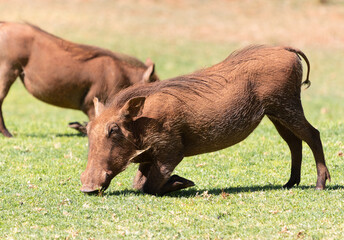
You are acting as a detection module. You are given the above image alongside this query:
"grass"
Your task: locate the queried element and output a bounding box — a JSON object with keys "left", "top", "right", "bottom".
{"left": 1, "top": 0, "right": 344, "bottom": 239}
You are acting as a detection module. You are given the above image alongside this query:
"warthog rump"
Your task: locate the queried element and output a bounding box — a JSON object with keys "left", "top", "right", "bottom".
{"left": 0, "top": 22, "right": 159, "bottom": 137}
{"left": 81, "top": 45, "right": 330, "bottom": 195}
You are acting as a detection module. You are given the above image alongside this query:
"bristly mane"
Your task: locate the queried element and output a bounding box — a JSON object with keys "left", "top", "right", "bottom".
{"left": 110, "top": 45, "right": 271, "bottom": 108}
{"left": 25, "top": 22, "right": 146, "bottom": 68}
{"left": 224, "top": 45, "right": 266, "bottom": 62}
{"left": 110, "top": 74, "right": 224, "bottom": 108}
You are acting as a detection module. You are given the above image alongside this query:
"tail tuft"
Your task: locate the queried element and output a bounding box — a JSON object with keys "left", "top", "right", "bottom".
{"left": 284, "top": 47, "right": 311, "bottom": 89}
{"left": 301, "top": 79, "right": 311, "bottom": 89}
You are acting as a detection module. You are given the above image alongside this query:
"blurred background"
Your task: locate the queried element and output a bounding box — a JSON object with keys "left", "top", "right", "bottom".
{"left": 1, "top": 0, "right": 343, "bottom": 75}
{"left": 0, "top": 0, "right": 343, "bottom": 120}
{"left": 2, "top": 0, "right": 344, "bottom": 48}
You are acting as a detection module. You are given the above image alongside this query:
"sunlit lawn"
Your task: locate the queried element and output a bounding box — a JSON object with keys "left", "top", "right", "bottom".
{"left": 1, "top": 0, "right": 344, "bottom": 239}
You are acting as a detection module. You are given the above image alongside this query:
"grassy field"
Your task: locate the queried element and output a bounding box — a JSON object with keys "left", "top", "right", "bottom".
{"left": 1, "top": 0, "right": 344, "bottom": 239}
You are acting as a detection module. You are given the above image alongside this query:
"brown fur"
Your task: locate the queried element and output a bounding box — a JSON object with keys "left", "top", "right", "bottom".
{"left": 81, "top": 45, "right": 330, "bottom": 195}
{"left": 0, "top": 22, "right": 159, "bottom": 137}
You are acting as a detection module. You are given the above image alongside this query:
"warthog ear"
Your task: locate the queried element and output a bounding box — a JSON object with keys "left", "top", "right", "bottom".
{"left": 93, "top": 97, "right": 105, "bottom": 117}
{"left": 129, "top": 147, "right": 150, "bottom": 163}
{"left": 142, "top": 58, "right": 155, "bottom": 83}
{"left": 120, "top": 97, "right": 146, "bottom": 120}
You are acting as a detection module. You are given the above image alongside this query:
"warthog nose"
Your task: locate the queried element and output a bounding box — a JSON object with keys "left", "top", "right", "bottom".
{"left": 80, "top": 186, "right": 100, "bottom": 195}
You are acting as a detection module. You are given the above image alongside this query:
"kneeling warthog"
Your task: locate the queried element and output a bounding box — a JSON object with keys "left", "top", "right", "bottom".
{"left": 81, "top": 45, "right": 330, "bottom": 195}
{"left": 0, "top": 22, "right": 159, "bottom": 137}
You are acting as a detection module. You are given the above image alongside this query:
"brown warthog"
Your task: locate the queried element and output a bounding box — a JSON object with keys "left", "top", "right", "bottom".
{"left": 0, "top": 22, "right": 159, "bottom": 137}
{"left": 81, "top": 45, "right": 330, "bottom": 195}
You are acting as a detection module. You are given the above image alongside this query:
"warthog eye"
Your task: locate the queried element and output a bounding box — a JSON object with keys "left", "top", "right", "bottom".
{"left": 107, "top": 122, "right": 121, "bottom": 137}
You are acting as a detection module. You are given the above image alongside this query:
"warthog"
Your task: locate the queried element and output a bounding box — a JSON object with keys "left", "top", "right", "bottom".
{"left": 81, "top": 45, "right": 330, "bottom": 195}
{"left": 0, "top": 22, "right": 159, "bottom": 137}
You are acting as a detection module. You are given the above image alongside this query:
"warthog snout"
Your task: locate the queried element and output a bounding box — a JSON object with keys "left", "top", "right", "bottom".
{"left": 80, "top": 167, "right": 111, "bottom": 195}
{"left": 80, "top": 186, "right": 100, "bottom": 195}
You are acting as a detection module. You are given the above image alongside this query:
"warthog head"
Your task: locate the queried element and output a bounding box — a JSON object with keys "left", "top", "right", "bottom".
{"left": 80, "top": 97, "right": 147, "bottom": 194}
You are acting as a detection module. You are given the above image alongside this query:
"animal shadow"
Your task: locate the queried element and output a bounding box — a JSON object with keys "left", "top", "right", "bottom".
{"left": 106, "top": 189, "right": 145, "bottom": 197}
{"left": 55, "top": 132, "right": 86, "bottom": 137}
{"left": 166, "top": 184, "right": 287, "bottom": 198}
{"left": 104, "top": 185, "right": 344, "bottom": 198}
{"left": 167, "top": 184, "right": 344, "bottom": 198}
{"left": 104, "top": 184, "right": 344, "bottom": 198}
{"left": 21, "top": 132, "right": 85, "bottom": 138}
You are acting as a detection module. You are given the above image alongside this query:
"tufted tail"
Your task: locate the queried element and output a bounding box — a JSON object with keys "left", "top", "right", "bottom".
{"left": 284, "top": 47, "right": 311, "bottom": 89}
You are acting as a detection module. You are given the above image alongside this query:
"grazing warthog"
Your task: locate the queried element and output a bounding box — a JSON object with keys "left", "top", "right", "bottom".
{"left": 81, "top": 45, "right": 330, "bottom": 196}
{"left": 0, "top": 22, "right": 159, "bottom": 137}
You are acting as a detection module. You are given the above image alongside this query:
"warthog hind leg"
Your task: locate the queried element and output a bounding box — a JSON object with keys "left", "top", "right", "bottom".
{"left": 267, "top": 99, "right": 330, "bottom": 190}
{"left": 269, "top": 116, "right": 302, "bottom": 188}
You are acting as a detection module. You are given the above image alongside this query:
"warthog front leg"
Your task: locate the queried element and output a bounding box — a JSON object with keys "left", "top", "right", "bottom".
{"left": 160, "top": 175, "right": 195, "bottom": 194}
{"left": 0, "top": 62, "right": 19, "bottom": 137}
{"left": 133, "top": 163, "right": 195, "bottom": 195}
{"left": 133, "top": 163, "right": 151, "bottom": 191}
{"left": 68, "top": 122, "right": 88, "bottom": 135}
{"left": 135, "top": 151, "right": 196, "bottom": 195}
{"left": 69, "top": 98, "right": 97, "bottom": 135}
{"left": 0, "top": 105, "right": 12, "bottom": 137}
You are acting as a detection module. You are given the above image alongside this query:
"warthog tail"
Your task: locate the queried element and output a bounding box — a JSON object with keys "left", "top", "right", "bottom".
{"left": 284, "top": 47, "right": 311, "bottom": 89}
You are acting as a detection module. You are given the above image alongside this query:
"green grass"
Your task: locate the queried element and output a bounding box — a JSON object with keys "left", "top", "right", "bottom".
{"left": 1, "top": 0, "right": 344, "bottom": 239}
{"left": 1, "top": 43, "right": 343, "bottom": 239}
